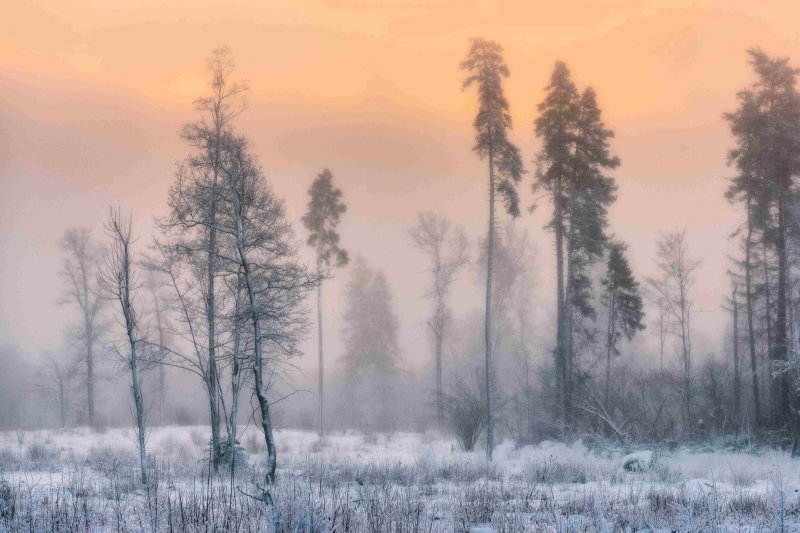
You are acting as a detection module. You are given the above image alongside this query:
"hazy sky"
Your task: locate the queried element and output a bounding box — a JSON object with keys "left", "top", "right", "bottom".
{"left": 2, "top": 0, "right": 799, "bottom": 375}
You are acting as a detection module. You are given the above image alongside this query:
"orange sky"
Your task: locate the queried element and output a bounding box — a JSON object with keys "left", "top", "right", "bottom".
{"left": 2, "top": 0, "right": 799, "bottom": 373}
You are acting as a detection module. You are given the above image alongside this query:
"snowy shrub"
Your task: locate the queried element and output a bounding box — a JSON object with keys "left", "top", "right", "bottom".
{"left": 524, "top": 456, "right": 590, "bottom": 484}
{"left": 25, "top": 442, "right": 58, "bottom": 467}
{"left": 443, "top": 378, "right": 487, "bottom": 452}
{"left": 0, "top": 480, "right": 14, "bottom": 521}
{"left": 0, "top": 448, "right": 20, "bottom": 471}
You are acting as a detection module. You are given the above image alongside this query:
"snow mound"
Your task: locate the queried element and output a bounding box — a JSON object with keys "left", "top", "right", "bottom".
{"left": 622, "top": 450, "right": 654, "bottom": 472}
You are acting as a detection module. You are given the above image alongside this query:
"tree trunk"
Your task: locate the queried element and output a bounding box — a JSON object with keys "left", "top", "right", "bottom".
{"left": 436, "top": 325, "right": 444, "bottom": 423}
{"left": 484, "top": 152, "right": 495, "bottom": 461}
{"left": 82, "top": 267, "right": 95, "bottom": 428}
{"left": 207, "top": 216, "right": 221, "bottom": 468}
{"left": 86, "top": 323, "right": 94, "bottom": 427}
{"left": 733, "top": 286, "right": 741, "bottom": 430}
{"left": 775, "top": 196, "right": 790, "bottom": 428}
{"left": 130, "top": 341, "right": 148, "bottom": 485}
{"left": 763, "top": 239, "right": 774, "bottom": 424}
{"left": 59, "top": 378, "right": 67, "bottom": 428}
{"left": 233, "top": 200, "right": 277, "bottom": 484}
{"left": 317, "top": 267, "right": 324, "bottom": 437}
{"left": 745, "top": 198, "right": 761, "bottom": 428}
{"left": 205, "top": 100, "right": 226, "bottom": 469}
{"left": 605, "top": 291, "right": 615, "bottom": 412}
{"left": 680, "top": 291, "right": 691, "bottom": 431}
{"left": 554, "top": 176, "right": 565, "bottom": 424}
{"left": 227, "top": 278, "right": 242, "bottom": 467}
{"left": 564, "top": 189, "right": 576, "bottom": 425}
{"left": 153, "top": 294, "right": 167, "bottom": 426}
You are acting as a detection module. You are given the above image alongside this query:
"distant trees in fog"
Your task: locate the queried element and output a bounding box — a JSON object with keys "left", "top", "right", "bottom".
{"left": 19, "top": 39, "right": 800, "bottom": 483}
{"left": 58, "top": 228, "right": 103, "bottom": 427}
{"left": 302, "top": 169, "right": 349, "bottom": 437}
{"left": 337, "top": 258, "right": 401, "bottom": 432}
{"left": 410, "top": 213, "right": 468, "bottom": 424}
{"left": 647, "top": 229, "right": 701, "bottom": 431}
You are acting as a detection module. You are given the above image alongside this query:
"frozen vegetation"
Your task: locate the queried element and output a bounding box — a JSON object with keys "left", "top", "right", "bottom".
{"left": 1, "top": 425, "right": 799, "bottom": 531}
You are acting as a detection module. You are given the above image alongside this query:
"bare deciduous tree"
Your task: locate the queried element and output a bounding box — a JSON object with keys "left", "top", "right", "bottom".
{"left": 59, "top": 228, "right": 103, "bottom": 427}
{"left": 38, "top": 350, "right": 79, "bottom": 428}
{"left": 218, "top": 134, "right": 313, "bottom": 484}
{"left": 159, "top": 46, "right": 248, "bottom": 468}
{"left": 648, "top": 228, "right": 701, "bottom": 432}
{"left": 410, "top": 213, "right": 468, "bottom": 423}
{"left": 101, "top": 209, "right": 148, "bottom": 485}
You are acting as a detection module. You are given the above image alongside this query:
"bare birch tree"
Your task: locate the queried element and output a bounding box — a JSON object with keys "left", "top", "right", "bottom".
{"left": 101, "top": 209, "right": 148, "bottom": 485}
{"left": 159, "top": 46, "right": 248, "bottom": 468}
{"left": 217, "top": 134, "right": 313, "bottom": 484}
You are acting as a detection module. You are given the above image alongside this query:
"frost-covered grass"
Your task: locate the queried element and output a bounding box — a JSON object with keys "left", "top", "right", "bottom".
{"left": 1, "top": 425, "right": 800, "bottom": 531}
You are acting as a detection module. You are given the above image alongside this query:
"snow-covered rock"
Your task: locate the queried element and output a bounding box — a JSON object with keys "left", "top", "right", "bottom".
{"left": 622, "top": 450, "right": 654, "bottom": 472}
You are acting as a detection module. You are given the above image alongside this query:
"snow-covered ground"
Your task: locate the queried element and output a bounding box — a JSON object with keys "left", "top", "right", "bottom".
{"left": 1, "top": 425, "right": 799, "bottom": 531}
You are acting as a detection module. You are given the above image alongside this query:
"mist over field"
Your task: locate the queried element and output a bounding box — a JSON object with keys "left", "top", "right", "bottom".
{"left": 5, "top": 1, "right": 800, "bottom": 531}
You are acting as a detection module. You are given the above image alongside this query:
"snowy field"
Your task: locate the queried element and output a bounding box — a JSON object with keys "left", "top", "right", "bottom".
{"left": 1, "top": 426, "right": 799, "bottom": 531}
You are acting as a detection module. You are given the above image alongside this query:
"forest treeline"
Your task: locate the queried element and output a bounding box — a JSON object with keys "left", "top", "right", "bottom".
{"left": 3, "top": 41, "right": 800, "bottom": 485}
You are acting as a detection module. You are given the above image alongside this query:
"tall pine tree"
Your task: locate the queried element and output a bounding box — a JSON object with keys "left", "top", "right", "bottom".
{"left": 461, "top": 38, "right": 524, "bottom": 459}
{"left": 302, "top": 169, "right": 348, "bottom": 437}
{"left": 726, "top": 48, "right": 800, "bottom": 429}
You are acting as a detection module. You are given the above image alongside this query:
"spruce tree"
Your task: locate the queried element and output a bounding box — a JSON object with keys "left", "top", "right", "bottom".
{"left": 601, "top": 241, "right": 644, "bottom": 411}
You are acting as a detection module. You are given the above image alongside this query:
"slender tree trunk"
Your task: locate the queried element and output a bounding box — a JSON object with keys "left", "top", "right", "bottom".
{"left": 59, "top": 378, "right": 67, "bottom": 428}
{"left": 129, "top": 341, "right": 148, "bottom": 485}
{"left": 745, "top": 198, "right": 761, "bottom": 428}
{"left": 763, "top": 239, "right": 775, "bottom": 423}
{"left": 227, "top": 276, "right": 243, "bottom": 466}
{"left": 733, "top": 286, "right": 741, "bottom": 430}
{"left": 605, "top": 292, "right": 615, "bottom": 412}
{"left": 207, "top": 215, "right": 221, "bottom": 468}
{"left": 233, "top": 199, "right": 277, "bottom": 483}
{"left": 153, "top": 295, "right": 167, "bottom": 426}
{"left": 436, "top": 324, "right": 444, "bottom": 423}
{"left": 82, "top": 270, "right": 95, "bottom": 427}
{"left": 680, "top": 291, "right": 691, "bottom": 431}
{"left": 554, "top": 177, "right": 565, "bottom": 424}
{"left": 484, "top": 152, "right": 495, "bottom": 461}
{"left": 86, "top": 322, "right": 94, "bottom": 427}
{"left": 317, "top": 266, "right": 324, "bottom": 437}
{"left": 205, "top": 101, "right": 226, "bottom": 469}
{"left": 563, "top": 186, "right": 577, "bottom": 424}
{"left": 775, "top": 196, "right": 790, "bottom": 428}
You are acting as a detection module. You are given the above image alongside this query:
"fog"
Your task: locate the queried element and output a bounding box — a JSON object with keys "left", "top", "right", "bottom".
{"left": 4, "top": 0, "right": 796, "bottom": 433}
